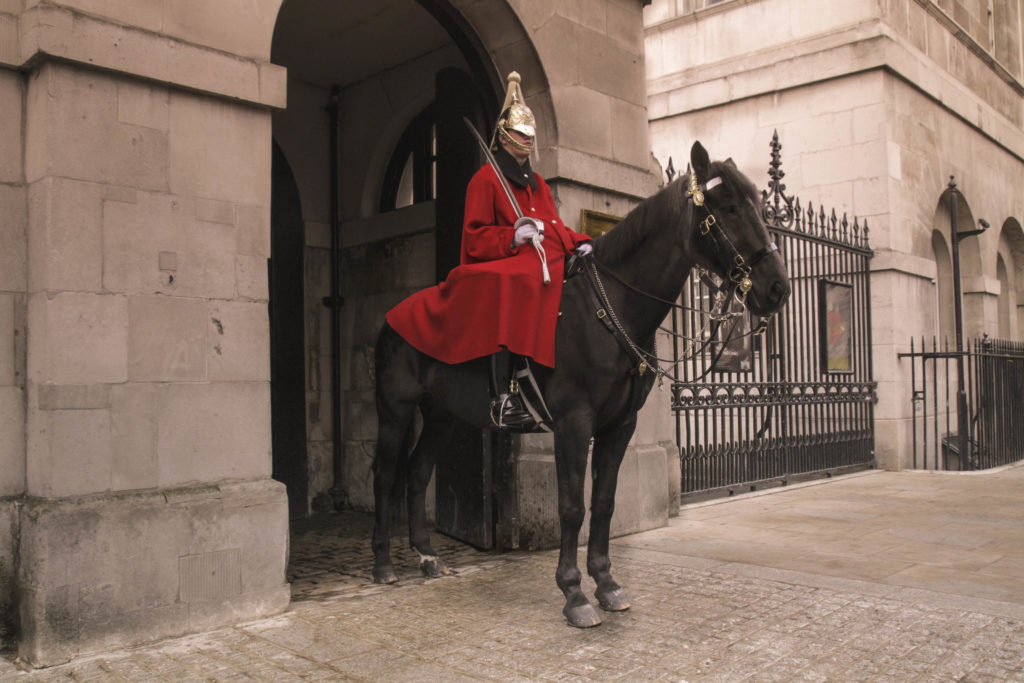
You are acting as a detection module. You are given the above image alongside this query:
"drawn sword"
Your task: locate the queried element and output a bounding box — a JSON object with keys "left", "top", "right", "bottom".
{"left": 462, "top": 116, "right": 550, "bottom": 283}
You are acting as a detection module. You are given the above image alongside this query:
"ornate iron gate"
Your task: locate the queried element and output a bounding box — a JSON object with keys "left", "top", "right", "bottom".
{"left": 670, "top": 132, "right": 876, "bottom": 500}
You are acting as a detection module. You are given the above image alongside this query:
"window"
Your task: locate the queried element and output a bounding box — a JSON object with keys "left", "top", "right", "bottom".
{"left": 380, "top": 106, "right": 436, "bottom": 212}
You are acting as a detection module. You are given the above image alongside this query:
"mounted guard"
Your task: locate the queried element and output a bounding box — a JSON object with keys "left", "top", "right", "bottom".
{"left": 385, "top": 72, "right": 593, "bottom": 429}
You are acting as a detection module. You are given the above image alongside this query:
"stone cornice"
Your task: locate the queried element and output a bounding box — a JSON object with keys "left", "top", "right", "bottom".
{"left": 3, "top": 5, "right": 286, "bottom": 109}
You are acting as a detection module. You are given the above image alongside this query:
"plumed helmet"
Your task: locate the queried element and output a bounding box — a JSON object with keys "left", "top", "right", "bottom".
{"left": 491, "top": 71, "right": 536, "bottom": 152}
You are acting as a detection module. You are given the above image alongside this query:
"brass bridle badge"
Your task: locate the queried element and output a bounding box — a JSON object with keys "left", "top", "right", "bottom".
{"left": 688, "top": 172, "right": 705, "bottom": 207}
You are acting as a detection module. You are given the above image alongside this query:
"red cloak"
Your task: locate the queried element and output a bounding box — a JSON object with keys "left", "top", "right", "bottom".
{"left": 385, "top": 163, "right": 591, "bottom": 368}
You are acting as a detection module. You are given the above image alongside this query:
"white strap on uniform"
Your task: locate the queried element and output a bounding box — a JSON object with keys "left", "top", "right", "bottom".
{"left": 532, "top": 233, "right": 550, "bottom": 284}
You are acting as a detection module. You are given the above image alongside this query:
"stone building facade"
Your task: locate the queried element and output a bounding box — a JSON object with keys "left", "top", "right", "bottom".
{"left": 0, "top": 0, "right": 666, "bottom": 667}
{"left": 645, "top": 0, "right": 1024, "bottom": 469}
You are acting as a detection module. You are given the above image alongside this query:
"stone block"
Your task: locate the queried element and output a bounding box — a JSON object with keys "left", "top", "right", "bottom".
{"left": 577, "top": 29, "right": 646, "bottom": 108}
{"left": 27, "top": 177, "right": 104, "bottom": 293}
{"left": 516, "top": 439, "right": 670, "bottom": 550}
{"left": 128, "top": 295, "right": 207, "bottom": 382}
{"left": 0, "top": 386, "right": 24, "bottom": 497}
{"left": 532, "top": 16, "right": 580, "bottom": 89}
{"left": 236, "top": 254, "right": 269, "bottom": 301}
{"left": 27, "top": 408, "right": 112, "bottom": 498}
{"left": 0, "top": 12, "right": 16, "bottom": 66}
{"left": 236, "top": 204, "right": 270, "bottom": 257}
{"left": 117, "top": 78, "right": 169, "bottom": 131}
{"left": 20, "top": 6, "right": 275, "bottom": 107}
{"left": 168, "top": 90, "right": 271, "bottom": 206}
{"left": 103, "top": 190, "right": 236, "bottom": 299}
{"left": 162, "top": 0, "right": 279, "bottom": 60}
{"left": 0, "top": 70, "right": 21, "bottom": 183}
{"left": 17, "top": 479, "right": 289, "bottom": 667}
{"left": 206, "top": 301, "right": 270, "bottom": 382}
{"left": 110, "top": 383, "right": 158, "bottom": 491}
{"left": 551, "top": 84, "right": 612, "bottom": 158}
{"left": 0, "top": 184, "right": 27, "bottom": 292}
{"left": 36, "top": 384, "right": 110, "bottom": 410}
{"left": 25, "top": 63, "right": 168, "bottom": 190}
{"left": 195, "top": 198, "right": 234, "bottom": 226}
{"left": 34, "top": 0, "right": 164, "bottom": 36}
{"left": 156, "top": 382, "right": 271, "bottom": 487}
{"left": 610, "top": 97, "right": 651, "bottom": 171}
{"left": 27, "top": 292, "right": 128, "bottom": 385}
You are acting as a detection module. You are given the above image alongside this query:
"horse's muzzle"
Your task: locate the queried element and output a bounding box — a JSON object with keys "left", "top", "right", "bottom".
{"left": 767, "top": 280, "right": 791, "bottom": 310}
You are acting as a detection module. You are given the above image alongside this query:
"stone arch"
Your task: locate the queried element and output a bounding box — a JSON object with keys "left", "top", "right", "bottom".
{"left": 933, "top": 185, "right": 984, "bottom": 338}
{"left": 998, "top": 217, "right": 1024, "bottom": 340}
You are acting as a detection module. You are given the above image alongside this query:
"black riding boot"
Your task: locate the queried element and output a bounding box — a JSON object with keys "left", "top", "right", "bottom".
{"left": 491, "top": 349, "right": 535, "bottom": 429}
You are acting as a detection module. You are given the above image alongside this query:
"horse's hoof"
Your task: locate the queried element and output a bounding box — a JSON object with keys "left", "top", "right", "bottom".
{"left": 563, "top": 601, "right": 602, "bottom": 628}
{"left": 372, "top": 565, "right": 398, "bottom": 584}
{"left": 596, "top": 587, "right": 630, "bottom": 612}
{"left": 419, "top": 556, "right": 452, "bottom": 579}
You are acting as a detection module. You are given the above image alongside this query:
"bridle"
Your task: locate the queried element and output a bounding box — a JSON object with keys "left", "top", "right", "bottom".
{"left": 581, "top": 170, "right": 781, "bottom": 384}
{"left": 687, "top": 171, "right": 780, "bottom": 324}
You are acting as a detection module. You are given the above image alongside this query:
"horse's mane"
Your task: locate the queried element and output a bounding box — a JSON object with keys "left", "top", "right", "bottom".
{"left": 593, "top": 159, "right": 755, "bottom": 265}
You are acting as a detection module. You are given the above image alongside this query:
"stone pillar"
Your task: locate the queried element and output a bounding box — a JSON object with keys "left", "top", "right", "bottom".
{"left": 12, "top": 3, "right": 290, "bottom": 666}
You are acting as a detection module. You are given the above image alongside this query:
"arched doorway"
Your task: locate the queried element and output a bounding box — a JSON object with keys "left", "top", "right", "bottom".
{"left": 268, "top": 1, "right": 532, "bottom": 523}
{"left": 270, "top": 142, "right": 308, "bottom": 519}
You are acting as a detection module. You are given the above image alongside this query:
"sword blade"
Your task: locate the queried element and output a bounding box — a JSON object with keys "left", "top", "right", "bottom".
{"left": 463, "top": 116, "right": 524, "bottom": 219}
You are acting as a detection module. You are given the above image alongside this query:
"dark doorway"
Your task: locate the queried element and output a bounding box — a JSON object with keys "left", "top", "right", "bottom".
{"left": 270, "top": 141, "right": 309, "bottom": 519}
{"left": 431, "top": 68, "right": 507, "bottom": 550}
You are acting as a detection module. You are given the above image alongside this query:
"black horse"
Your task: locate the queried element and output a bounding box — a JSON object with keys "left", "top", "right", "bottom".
{"left": 371, "top": 142, "right": 791, "bottom": 627}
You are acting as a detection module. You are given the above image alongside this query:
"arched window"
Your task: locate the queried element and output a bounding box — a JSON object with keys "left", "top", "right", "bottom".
{"left": 932, "top": 231, "right": 954, "bottom": 342}
{"left": 997, "top": 254, "right": 1011, "bottom": 339}
{"left": 379, "top": 106, "right": 436, "bottom": 212}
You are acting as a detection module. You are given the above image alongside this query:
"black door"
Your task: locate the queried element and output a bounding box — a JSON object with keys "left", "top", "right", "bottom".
{"left": 431, "top": 68, "right": 499, "bottom": 549}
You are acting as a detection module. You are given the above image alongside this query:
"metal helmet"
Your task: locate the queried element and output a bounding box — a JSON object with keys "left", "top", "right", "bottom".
{"left": 491, "top": 71, "right": 536, "bottom": 153}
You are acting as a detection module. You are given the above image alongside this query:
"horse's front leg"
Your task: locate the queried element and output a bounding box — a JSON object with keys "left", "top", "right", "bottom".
{"left": 554, "top": 415, "right": 602, "bottom": 628}
{"left": 587, "top": 416, "right": 637, "bottom": 612}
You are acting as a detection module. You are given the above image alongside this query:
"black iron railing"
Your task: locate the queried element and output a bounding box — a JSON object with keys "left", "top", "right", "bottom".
{"left": 900, "top": 336, "right": 1024, "bottom": 470}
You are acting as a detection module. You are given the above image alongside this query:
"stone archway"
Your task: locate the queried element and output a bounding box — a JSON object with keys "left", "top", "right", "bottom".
{"left": 998, "top": 217, "right": 1024, "bottom": 340}
{"left": 268, "top": 1, "right": 549, "bottom": 516}
{"left": 933, "top": 186, "right": 984, "bottom": 340}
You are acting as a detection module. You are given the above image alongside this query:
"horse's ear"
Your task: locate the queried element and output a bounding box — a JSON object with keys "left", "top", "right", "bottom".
{"left": 690, "top": 142, "right": 710, "bottom": 179}
{"left": 724, "top": 157, "right": 738, "bottom": 170}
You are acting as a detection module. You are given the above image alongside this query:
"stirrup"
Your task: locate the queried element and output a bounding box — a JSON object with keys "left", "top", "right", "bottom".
{"left": 491, "top": 392, "right": 536, "bottom": 430}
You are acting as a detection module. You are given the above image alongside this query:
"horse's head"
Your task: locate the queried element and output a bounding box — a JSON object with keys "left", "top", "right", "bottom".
{"left": 687, "top": 141, "right": 791, "bottom": 318}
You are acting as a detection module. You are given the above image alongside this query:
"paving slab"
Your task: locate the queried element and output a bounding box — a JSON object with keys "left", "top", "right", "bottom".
{"left": 1, "top": 464, "right": 1022, "bottom": 681}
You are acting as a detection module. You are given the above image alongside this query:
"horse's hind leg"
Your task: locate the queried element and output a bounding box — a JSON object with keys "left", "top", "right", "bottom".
{"left": 371, "top": 398, "right": 415, "bottom": 584}
{"left": 406, "top": 404, "right": 456, "bottom": 579}
{"left": 587, "top": 417, "right": 637, "bottom": 612}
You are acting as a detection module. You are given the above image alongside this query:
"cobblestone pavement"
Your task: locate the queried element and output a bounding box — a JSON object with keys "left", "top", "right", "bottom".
{"left": 2, "top": 467, "right": 1023, "bottom": 682}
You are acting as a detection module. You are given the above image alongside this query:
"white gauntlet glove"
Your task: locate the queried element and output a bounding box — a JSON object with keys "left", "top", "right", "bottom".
{"left": 513, "top": 217, "right": 544, "bottom": 246}
{"left": 575, "top": 243, "right": 593, "bottom": 256}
